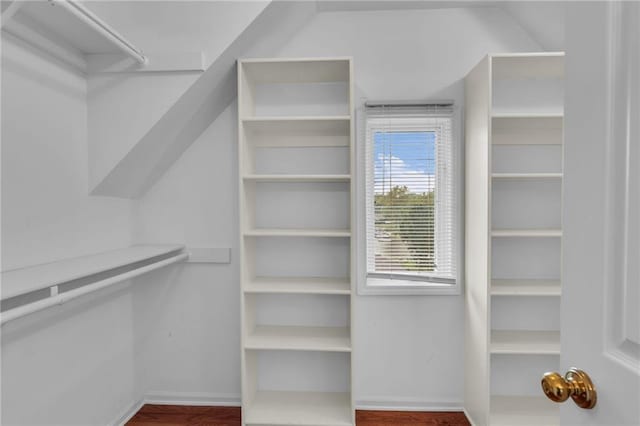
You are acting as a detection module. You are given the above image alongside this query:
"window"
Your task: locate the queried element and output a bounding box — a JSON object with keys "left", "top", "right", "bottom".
{"left": 363, "top": 103, "right": 458, "bottom": 294}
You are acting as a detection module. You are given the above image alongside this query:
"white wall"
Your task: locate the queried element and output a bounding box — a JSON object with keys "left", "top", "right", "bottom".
{"left": 132, "top": 105, "right": 241, "bottom": 404}
{"left": 1, "top": 38, "right": 132, "bottom": 270}
{"left": 1, "top": 36, "right": 137, "bottom": 425}
{"left": 133, "top": 7, "right": 541, "bottom": 409}
{"left": 86, "top": 1, "right": 269, "bottom": 190}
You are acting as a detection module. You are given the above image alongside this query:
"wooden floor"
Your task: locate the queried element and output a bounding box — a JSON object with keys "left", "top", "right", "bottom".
{"left": 127, "top": 404, "right": 471, "bottom": 426}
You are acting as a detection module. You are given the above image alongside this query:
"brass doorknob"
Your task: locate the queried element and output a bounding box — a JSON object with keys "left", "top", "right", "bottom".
{"left": 541, "top": 368, "right": 597, "bottom": 409}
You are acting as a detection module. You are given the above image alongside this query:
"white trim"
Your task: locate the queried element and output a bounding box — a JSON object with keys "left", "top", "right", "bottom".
{"left": 462, "top": 408, "right": 477, "bottom": 426}
{"left": 111, "top": 398, "right": 144, "bottom": 426}
{"left": 355, "top": 397, "right": 463, "bottom": 412}
{"left": 144, "top": 391, "right": 242, "bottom": 407}
{"left": 356, "top": 104, "right": 463, "bottom": 296}
{"left": 110, "top": 392, "right": 242, "bottom": 426}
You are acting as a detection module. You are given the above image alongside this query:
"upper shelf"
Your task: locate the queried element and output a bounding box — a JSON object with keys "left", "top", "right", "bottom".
{"left": 492, "top": 52, "right": 565, "bottom": 79}
{"left": 241, "top": 57, "right": 351, "bottom": 84}
{"left": 1, "top": 245, "right": 185, "bottom": 301}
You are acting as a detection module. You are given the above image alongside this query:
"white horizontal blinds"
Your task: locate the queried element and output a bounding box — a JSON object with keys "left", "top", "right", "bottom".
{"left": 365, "top": 103, "right": 456, "bottom": 283}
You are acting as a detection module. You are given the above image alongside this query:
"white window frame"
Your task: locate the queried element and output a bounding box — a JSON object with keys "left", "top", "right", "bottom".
{"left": 356, "top": 103, "right": 463, "bottom": 296}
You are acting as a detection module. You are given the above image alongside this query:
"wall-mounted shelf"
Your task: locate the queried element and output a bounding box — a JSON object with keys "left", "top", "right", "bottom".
{"left": 1, "top": 1, "right": 204, "bottom": 74}
{"left": 1, "top": 245, "right": 184, "bottom": 301}
{"left": 244, "top": 277, "right": 351, "bottom": 295}
{"left": 491, "top": 280, "right": 561, "bottom": 297}
{"left": 1, "top": 245, "right": 187, "bottom": 325}
{"left": 245, "top": 391, "right": 352, "bottom": 426}
{"left": 490, "top": 330, "right": 560, "bottom": 355}
{"left": 245, "top": 326, "right": 351, "bottom": 352}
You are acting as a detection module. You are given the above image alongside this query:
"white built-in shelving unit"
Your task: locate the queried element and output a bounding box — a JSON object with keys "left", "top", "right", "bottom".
{"left": 238, "top": 57, "right": 354, "bottom": 426}
{"left": 464, "top": 52, "right": 564, "bottom": 426}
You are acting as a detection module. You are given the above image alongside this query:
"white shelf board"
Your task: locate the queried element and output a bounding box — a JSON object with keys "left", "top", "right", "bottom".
{"left": 490, "top": 395, "right": 559, "bottom": 426}
{"left": 241, "top": 57, "right": 351, "bottom": 84}
{"left": 246, "top": 390, "right": 352, "bottom": 426}
{"left": 491, "top": 280, "right": 561, "bottom": 297}
{"left": 491, "top": 115, "right": 563, "bottom": 145}
{"left": 491, "top": 330, "right": 560, "bottom": 355}
{"left": 491, "top": 229, "right": 562, "bottom": 238}
{"left": 245, "top": 277, "right": 351, "bottom": 295}
{"left": 492, "top": 173, "right": 562, "bottom": 180}
{"left": 244, "top": 229, "right": 351, "bottom": 238}
{"left": 245, "top": 326, "right": 351, "bottom": 352}
{"left": 1, "top": 245, "right": 185, "bottom": 301}
{"left": 241, "top": 116, "right": 351, "bottom": 148}
{"left": 492, "top": 112, "right": 564, "bottom": 119}
{"left": 491, "top": 52, "right": 565, "bottom": 80}
{"left": 242, "top": 115, "right": 351, "bottom": 124}
{"left": 243, "top": 174, "right": 351, "bottom": 183}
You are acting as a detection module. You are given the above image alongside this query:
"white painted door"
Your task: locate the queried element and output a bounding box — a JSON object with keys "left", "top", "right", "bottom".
{"left": 562, "top": 2, "right": 640, "bottom": 425}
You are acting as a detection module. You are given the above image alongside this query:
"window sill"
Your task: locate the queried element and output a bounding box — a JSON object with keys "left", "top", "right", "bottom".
{"left": 359, "top": 277, "right": 461, "bottom": 296}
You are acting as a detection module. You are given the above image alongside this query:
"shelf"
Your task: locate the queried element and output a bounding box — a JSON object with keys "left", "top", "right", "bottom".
{"left": 245, "top": 277, "right": 351, "bottom": 295}
{"left": 1, "top": 245, "right": 185, "bottom": 301}
{"left": 245, "top": 390, "right": 352, "bottom": 426}
{"left": 242, "top": 116, "right": 351, "bottom": 148}
{"left": 244, "top": 229, "right": 351, "bottom": 238}
{"left": 491, "top": 229, "right": 562, "bottom": 238}
{"left": 243, "top": 174, "right": 351, "bottom": 183}
{"left": 491, "top": 330, "right": 560, "bottom": 355}
{"left": 492, "top": 52, "right": 564, "bottom": 80}
{"left": 490, "top": 395, "right": 559, "bottom": 426}
{"left": 242, "top": 116, "right": 351, "bottom": 124}
{"left": 492, "top": 112, "right": 563, "bottom": 119}
{"left": 492, "top": 173, "right": 562, "bottom": 180}
{"left": 491, "top": 115, "right": 563, "bottom": 145}
{"left": 241, "top": 57, "right": 351, "bottom": 84}
{"left": 491, "top": 280, "right": 561, "bottom": 297}
{"left": 245, "top": 326, "right": 351, "bottom": 352}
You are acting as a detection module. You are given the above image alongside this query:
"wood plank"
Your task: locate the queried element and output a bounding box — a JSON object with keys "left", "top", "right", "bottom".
{"left": 356, "top": 410, "right": 470, "bottom": 425}
{"left": 127, "top": 405, "right": 471, "bottom": 425}
{"left": 127, "top": 405, "right": 241, "bottom": 426}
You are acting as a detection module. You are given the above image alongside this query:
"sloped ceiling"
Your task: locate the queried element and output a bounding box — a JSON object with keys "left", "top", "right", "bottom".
{"left": 88, "top": 0, "right": 564, "bottom": 199}
{"left": 502, "top": 1, "right": 565, "bottom": 51}
{"left": 90, "top": 1, "right": 317, "bottom": 198}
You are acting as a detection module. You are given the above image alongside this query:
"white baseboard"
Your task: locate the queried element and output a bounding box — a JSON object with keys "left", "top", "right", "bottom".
{"left": 111, "top": 398, "right": 145, "bottom": 426}
{"left": 355, "top": 396, "right": 464, "bottom": 412}
{"left": 110, "top": 392, "right": 241, "bottom": 426}
{"left": 113, "top": 393, "right": 465, "bottom": 424}
{"left": 462, "top": 407, "right": 476, "bottom": 426}
{"left": 144, "top": 391, "right": 241, "bottom": 407}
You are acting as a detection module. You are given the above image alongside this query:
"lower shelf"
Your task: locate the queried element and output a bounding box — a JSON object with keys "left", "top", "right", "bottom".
{"left": 245, "top": 391, "right": 352, "bottom": 426}
{"left": 245, "top": 326, "right": 351, "bottom": 352}
{"left": 491, "top": 330, "right": 560, "bottom": 355}
{"left": 490, "top": 395, "right": 559, "bottom": 426}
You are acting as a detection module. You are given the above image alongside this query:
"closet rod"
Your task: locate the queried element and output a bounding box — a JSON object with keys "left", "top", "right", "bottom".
{"left": 0, "top": 252, "right": 188, "bottom": 326}
{"left": 48, "top": 0, "right": 147, "bottom": 64}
